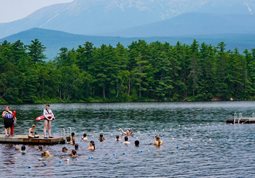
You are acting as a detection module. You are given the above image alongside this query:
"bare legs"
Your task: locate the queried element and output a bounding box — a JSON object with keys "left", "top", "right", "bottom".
{"left": 48, "top": 121, "right": 52, "bottom": 137}
{"left": 44, "top": 120, "right": 52, "bottom": 137}
{"left": 4, "top": 128, "right": 11, "bottom": 137}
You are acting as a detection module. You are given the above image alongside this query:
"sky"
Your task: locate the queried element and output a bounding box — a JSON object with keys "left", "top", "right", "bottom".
{"left": 0, "top": 0, "right": 73, "bottom": 23}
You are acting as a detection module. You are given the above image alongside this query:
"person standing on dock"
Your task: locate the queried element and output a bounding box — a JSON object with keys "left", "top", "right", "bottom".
{"left": 43, "top": 104, "right": 55, "bottom": 138}
{"left": 1, "top": 106, "right": 16, "bottom": 137}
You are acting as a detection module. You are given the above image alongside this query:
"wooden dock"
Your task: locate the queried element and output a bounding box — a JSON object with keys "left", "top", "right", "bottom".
{"left": 0, "top": 135, "right": 66, "bottom": 145}
{"left": 226, "top": 117, "right": 255, "bottom": 124}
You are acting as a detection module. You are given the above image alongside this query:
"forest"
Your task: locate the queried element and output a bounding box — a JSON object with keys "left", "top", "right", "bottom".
{"left": 0, "top": 39, "right": 255, "bottom": 104}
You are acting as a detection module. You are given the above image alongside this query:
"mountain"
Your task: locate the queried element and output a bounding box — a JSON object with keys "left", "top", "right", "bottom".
{"left": 0, "top": 0, "right": 255, "bottom": 38}
{"left": 116, "top": 12, "right": 255, "bottom": 37}
{"left": 1, "top": 28, "right": 255, "bottom": 60}
{"left": 0, "top": 0, "right": 221, "bottom": 38}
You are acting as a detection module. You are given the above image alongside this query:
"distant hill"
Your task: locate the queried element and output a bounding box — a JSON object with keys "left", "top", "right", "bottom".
{"left": 1, "top": 28, "right": 255, "bottom": 59}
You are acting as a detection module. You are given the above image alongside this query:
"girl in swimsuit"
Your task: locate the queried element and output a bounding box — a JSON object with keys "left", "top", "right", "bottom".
{"left": 43, "top": 104, "right": 55, "bottom": 138}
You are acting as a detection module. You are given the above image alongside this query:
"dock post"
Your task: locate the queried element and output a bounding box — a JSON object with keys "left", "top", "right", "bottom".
{"left": 233, "top": 112, "right": 237, "bottom": 124}
{"left": 238, "top": 113, "right": 242, "bottom": 124}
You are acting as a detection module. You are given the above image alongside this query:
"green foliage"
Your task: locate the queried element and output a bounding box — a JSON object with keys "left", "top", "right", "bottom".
{"left": 0, "top": 39, "right": 255, "bottom": 104}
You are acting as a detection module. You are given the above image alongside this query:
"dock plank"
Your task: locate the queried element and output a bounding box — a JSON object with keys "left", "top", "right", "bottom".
{"left": 226, "top": 117, "right": 255, "bottom": 124}
{"left": 0, "top": 134, "right": 66, "bottom": 145}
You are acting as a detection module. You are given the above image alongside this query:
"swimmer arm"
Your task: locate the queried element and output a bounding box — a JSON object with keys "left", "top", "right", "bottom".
{"left": 118, "top": 128, "right": 125, "bottom": 134}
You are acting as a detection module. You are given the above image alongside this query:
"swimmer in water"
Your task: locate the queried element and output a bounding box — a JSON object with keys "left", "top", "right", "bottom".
{"left": 74, "top": 144, "right": 79, "bottom": 150}
{"left": 70, "top": 132, "right": 76, "bottom": 145}
{"left": 70, "top": 150, "right": 78, "bottom": 158}
{"left": 88, "top": 140, "right": 95, "bottom": 151}
{"left": 82, "top": 133, "right": 88, "bottom": 141}
{"left": 119, "top": 128, "right": 133, "bottom": 137}
{"left": 154, "top": 136, "right": 163, "bottom": 147}
{"left": 41, "top": 150, "right": 52, "bottom": 158}
{"left": 123, "top": 136, "right": 130, "bottom": 145}
{"left": 21, "top": 145, "right": 26, "bottom": 154}
{"left": 99, "top": 133, "right": 105, "bottom": 142}
{"left": 37, "top": 145, "right": 43, "bottom": 151}
{"left": 62, "top": 147, "right": 68, "bottom": 153}
{"left": 116, "top": 135, "right": 121, "bottom": 141}
{"left": 134, "top": 140, "right": 140, "bottom": 147}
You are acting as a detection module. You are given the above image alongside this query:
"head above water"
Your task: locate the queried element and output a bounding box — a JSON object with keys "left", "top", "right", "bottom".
{"left": 89, "top": 140, "right": 95, "bottom": 149}
{"left": 155, "top": 136, "right": 160, "bottom": 141}
{"left": 124, "top": 136, "right": 128, "bottom": 142}
{"left": 75, "top": 144, "right": 79, "bottom": 150}
{"left": 71, "top": 132, "right": 75, "bottom": 137}
{"left": 21, "top": 145, "right": 26, "bottom": 151}
{"left": 38, "top": 145, "right": 43, "bottom": 151}
{"left": 116, "top": 135, "right": 120, "bottom": 141}
{"left": 135, "top": 140, "right": 140, "bottom": 147}
{"left": 99, "top": 134, "right": 104, "bottom": 142}
{"left": 71, "top": 149, "right": 77, "bottom": 156}
{"left": 41, "top": 150, "right": 51, "bottom": 158}
{"left": 83, "top": 133, "right": 87, "bottom": 137}
{"left": 62, "top": 147, "right": 68, "bottom": 153}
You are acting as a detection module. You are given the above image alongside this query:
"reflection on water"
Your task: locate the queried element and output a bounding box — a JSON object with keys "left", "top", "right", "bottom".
{"left": 0, "top": 102, "right": 255, "bottom": 177}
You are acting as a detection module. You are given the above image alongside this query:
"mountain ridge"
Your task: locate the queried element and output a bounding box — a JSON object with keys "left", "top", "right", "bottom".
{"left": 1, "top": 0, "right": 255, "bottom": 38}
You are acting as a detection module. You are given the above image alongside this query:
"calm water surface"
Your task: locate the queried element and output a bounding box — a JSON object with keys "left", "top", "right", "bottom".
{"left": 1, "top": 102, "right": 255, "bottom": 178}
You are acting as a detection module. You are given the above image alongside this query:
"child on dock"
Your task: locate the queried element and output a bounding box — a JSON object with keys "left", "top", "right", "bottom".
{"left": 28, "top": 124, "right": 39, "bottom": 138}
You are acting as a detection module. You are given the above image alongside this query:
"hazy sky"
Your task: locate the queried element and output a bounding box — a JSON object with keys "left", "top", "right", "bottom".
{"left": 0, "top": 0, "right": 73, "bottom": 23}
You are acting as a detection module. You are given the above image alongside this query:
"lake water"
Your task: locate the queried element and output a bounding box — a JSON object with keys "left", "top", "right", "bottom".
{"left": 1, "top": 102, "right": 255, "bottom": 177}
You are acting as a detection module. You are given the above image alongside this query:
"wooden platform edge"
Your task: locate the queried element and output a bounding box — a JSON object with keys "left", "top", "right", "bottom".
{"left": 0, "top": 135, "right": 66, "bottom": 145}
{"left": 226, "top": 118, "right": 255, "bottom": 124}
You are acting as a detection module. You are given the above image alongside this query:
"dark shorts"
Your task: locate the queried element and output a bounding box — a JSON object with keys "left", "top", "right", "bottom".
{"left": 3, "top": 118, "right": 14, "bottom": 129}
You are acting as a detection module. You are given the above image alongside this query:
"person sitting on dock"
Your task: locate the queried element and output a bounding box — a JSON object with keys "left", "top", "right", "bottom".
{"left": 28, "top": 124, "right": 39, "bottom": 138}
{"left": 2, "top": 106, "right": 15, "bottom": 137}
{"left": 88, "top": 140, "right": 95, "bottom": 151}
{"left": 43, "top": 104, "right": 55, "bottom": 138}
{"left": 154, "top": 136, "right": 163, "bottom": 147}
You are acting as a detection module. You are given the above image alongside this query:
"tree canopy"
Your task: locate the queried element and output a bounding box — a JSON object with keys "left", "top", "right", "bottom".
{"left": 0, "top": 39, "right": 255, "bottom": 104}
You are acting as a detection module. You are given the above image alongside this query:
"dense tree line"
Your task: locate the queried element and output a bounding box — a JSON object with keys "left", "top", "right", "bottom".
{"left": 0, "top": 39, "right": 255, "bottom": 104}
